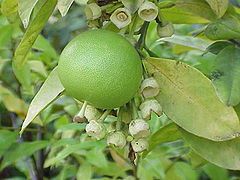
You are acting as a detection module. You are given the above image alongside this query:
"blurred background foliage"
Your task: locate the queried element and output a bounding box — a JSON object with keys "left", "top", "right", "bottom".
{"left": 0, "top": 0, "right": 240, "bottom": 179}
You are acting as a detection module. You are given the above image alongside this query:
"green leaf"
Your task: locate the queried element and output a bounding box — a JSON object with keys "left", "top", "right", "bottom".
{"left": 57, "top": 0, "right": 74, "bottom": 17}
{"left": 0, "top": 84, "right": 27, "bottom": 117}
{"left": 205, "top": 15, "right": 240, "bottom": 40}
{"left": 144, "top": 57, "right": 240, "bottom": 141}
{"left": 145, "top": 123, "right": 181, "bottom": 157}
{"left": 20, "top": 67, "right": 65, "bottom": 134}
{"left": 206, "top": 41, "right": 233, "bottom": 55}
{"left": 28, "top": 60, "right": 48, "bottom": 78}
{"left": 165, "top": 162, "right": 198, "bottom": 180}
{"left": 203, "top": 163, "right": 229, "bottom": 180}
{"left": 77, "top": 162, "right": 92, "bottom": 180}
{"left": 155, "top": 35, "right": 211, "bottom": 51}
{"left": 44, "top": 141, "right": 100, "bottom": 167}
{"left": 13, "top": 0, "right": 57, "bottom": 68}
{"left": 211, "top": 46, "right": 240, "bottom": 106}
{"left": 33, "top": 35, "right": 58, "bottom": 60}
{"left": 18, "top": 0, "right": 39, "bottom": 28}
{"left": 180, "top": 128, "right": 240, "bottom": 170}
{"left": 1, "top": 0, "right": 18, "bottom": 17}
{"left": 1, "top": 140, "right": 48, "bottom": 170}
{"left": 0, "top": 25, "right": 13, "bottom": 48}
{"left": 58, "top": 123, "right": 86, "bottom": 132}
{"left": 0, "top": 130, "right": 18, "bottom": 157}
{"left": 205, "top": 0, "right": 228, "bottom": 18}
{"left": 161, "top": 0, "right": 216, "bottom": 24}
{"left": 85, "top": 147, "right": 108, "bottom": 169}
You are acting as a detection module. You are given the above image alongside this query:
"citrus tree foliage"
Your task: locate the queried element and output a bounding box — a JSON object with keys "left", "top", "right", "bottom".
{"left": 0, "top": 0, "right": 240, "bottom": 179}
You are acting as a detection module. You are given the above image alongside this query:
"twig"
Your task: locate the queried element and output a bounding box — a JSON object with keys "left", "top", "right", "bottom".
{"left": 135, "top": 22, "right": 150, "bottom": 50}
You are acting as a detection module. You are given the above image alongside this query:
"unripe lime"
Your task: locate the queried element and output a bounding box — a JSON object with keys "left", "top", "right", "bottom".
{"left": 58, "top": 29, "right": 142, "bottom": 109}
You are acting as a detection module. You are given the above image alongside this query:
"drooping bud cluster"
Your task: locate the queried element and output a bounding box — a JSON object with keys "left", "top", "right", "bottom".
{"left": 85, "top": 120, "right": 106, "bottom": 140}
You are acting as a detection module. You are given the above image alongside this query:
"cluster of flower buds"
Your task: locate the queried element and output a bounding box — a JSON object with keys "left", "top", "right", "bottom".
{"left": 140, "top": 77, "right": 162, "bottom": 120}
{"left": 84, "top": 0, "right": 161, "bottom": 29}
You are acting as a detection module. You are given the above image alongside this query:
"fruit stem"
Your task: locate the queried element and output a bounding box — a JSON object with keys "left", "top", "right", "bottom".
{"left": 73, "top": 101, "right": 88, "bottom": 123}
{"left": 98, "top": 109, "right": 111, "bottom": 122}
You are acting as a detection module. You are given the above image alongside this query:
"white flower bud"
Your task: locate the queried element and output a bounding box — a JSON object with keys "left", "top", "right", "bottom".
{"left": 129, "top": 119, "right": 150, "bottom": 138}
{"left": 131, "top": 138, "right": 149, "bottom": 153}
{"left": 110, "top": 8, "right": 132, "bottom": 29}
{"left": 157, "top": 22, "right": 174, "bottom": 38}
{"left": 138, "top": 1, "right": 158, "bottom": 22}
{"left": 85, "top": 105, "right": 101, "bottom": 121}
{"left": 85, "top": 120, "right": 106, "bottom": 140}
{"left": 140, "top": 77, "right": 159, "bottom": 98}
{"left": 107, "top": 131, "right": 126, "bottom": 148}
{"left": 85, "top": 3, "right": 102, "bottom": 20}
{"left": 140, "top": 99, "right": 162, "bottom": 120}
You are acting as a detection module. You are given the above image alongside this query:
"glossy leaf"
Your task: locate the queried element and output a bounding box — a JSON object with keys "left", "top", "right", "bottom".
{"left": 0, "top": 140, "right": 49, "bottom": 170}
{"left": 205, "top": 15, "right": 240, "bottom": 40}
{"left": 203, "top": 163, "right": 229, "bottom": 180}
{"left": 180, "top": 128, "right": 240, "bottom": 170}
{"left": 57, "top": 0, "right": 74, "bottom": 17}
{"left": 1, "top": 0, "right": 18, "bottom": 17}
{"left": 145, "top": 123, "right": 181, "bottom": 156}
{"left": 206, "top": 41, "right": 233, "bottom": 55}
{"left": 18, "top": 0, "right": 38, "bottom": 28}
{"left": 145, "top": 57, "right": 240, "bottom": 141}
{"left": 161, "top": 0, "right": 216, "bottom": 24}
{"left": 205, "top": 0, "right": 228, "bottom": 18}
{"left": 211, "top": 46, "right": 240, "bottom": 106}
{"left": 13, "top": 0, "right": 57, "bottom": 68}
{"left": 20, "top": 67, "right": 65, "bottom": 134}
{"left": 156, "top": 35, "right": 210, "bottom": 51}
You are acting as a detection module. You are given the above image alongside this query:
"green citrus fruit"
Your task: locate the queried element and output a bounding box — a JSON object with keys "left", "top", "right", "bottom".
{"left": 58, "top": 29, "right": 142, "bottom": 109}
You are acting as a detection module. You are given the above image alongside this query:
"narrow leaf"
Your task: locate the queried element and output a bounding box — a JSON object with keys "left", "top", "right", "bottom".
{"left": 20, "top": 67, "right": 65, "bottom": 134}
{"left": 211, "top": 46, "right": 240, "bottom": 106}
{"left": 156, "top": 35, "right": 210, "bottom": 51}
{"left": 13, "top": 0, "right": 57, "bottom": 67}
{"left": 1, "top": 140, "right": 49, "bottom": 170}
{"left": 18, "top": 0, "right": 39, "bottom": 28}
{"left": 145, "top": 58, "right": 240, "bottom": 141}
{"left": 205, "top": 0, "right": 228, "bottom": 18}
{"left": 180, "top": 128, "right": 240, "bottom": 170}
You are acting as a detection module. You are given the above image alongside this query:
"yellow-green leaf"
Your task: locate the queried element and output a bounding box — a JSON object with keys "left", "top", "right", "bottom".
{"left": 205, "top": 0, "right": 228, "bottom": 18}
{"left": 180, "top": 128, "right": 240, "bottom": 170}
{"left": 145, "top": 57, "right": 240, "bottom": 141}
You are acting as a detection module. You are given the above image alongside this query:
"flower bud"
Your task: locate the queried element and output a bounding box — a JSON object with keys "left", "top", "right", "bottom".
{"left": 85, "top": 105, "right": 101, "bottom": 121}
{"left": 140, "top": 99, "right": 162, "bottom": 120}
{"left": 157, "top": 22, "right": 174, "bottom": 38}
{"left": 131, "top": 138, "right": 149, "bottom": 153}
{"left": 85, "top": 3, "right": 102, "bottom": 20}
{"left": 140, "top": 77, "right": 160, "bottom": 98}
{"left": 138, "top": 1, "right": 158, "bottom": 22}
{"left": 129, "top": 119, "right": 150, "bottom": 138}
{"left": 110, "top": 8, "right": 132, "bottom": 29}
{"left": 85, "top": 120, "right": 106, "bottom": 140}
{"left": 107, "top": 131, "right": 126, "bottom": 148}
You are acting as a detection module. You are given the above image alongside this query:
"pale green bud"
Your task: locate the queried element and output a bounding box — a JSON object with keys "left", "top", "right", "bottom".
{"left": 85, "top": 105, "right": 101, "bottom": 121}
{"left": 138, "top": 1, "right": 158, "bottom": 22}
{"left": 85, "top": 120, "right": 106, "bottom": 140}
{"left": 140, "top": 99, "right": 162, "bottom": 120}
{"left": 110, "top": 8, "right": 132, "bottom": 29}
{"left": 140, "top": 77, "right": 160, "bottom": 98}
{"left": 157, "top": 22, "right": 174, "bottom": 38}
{"left": 131, "top": 138, "right": 149, "bottom": 152}
{"left": 107, "top": 131, "right": 126, "bottom": 148}
{"left": 85, "top": 3, "right": 102, "bottom": 20}
{"left": 129, "top": 119, "right": 150, "bottom": 138}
